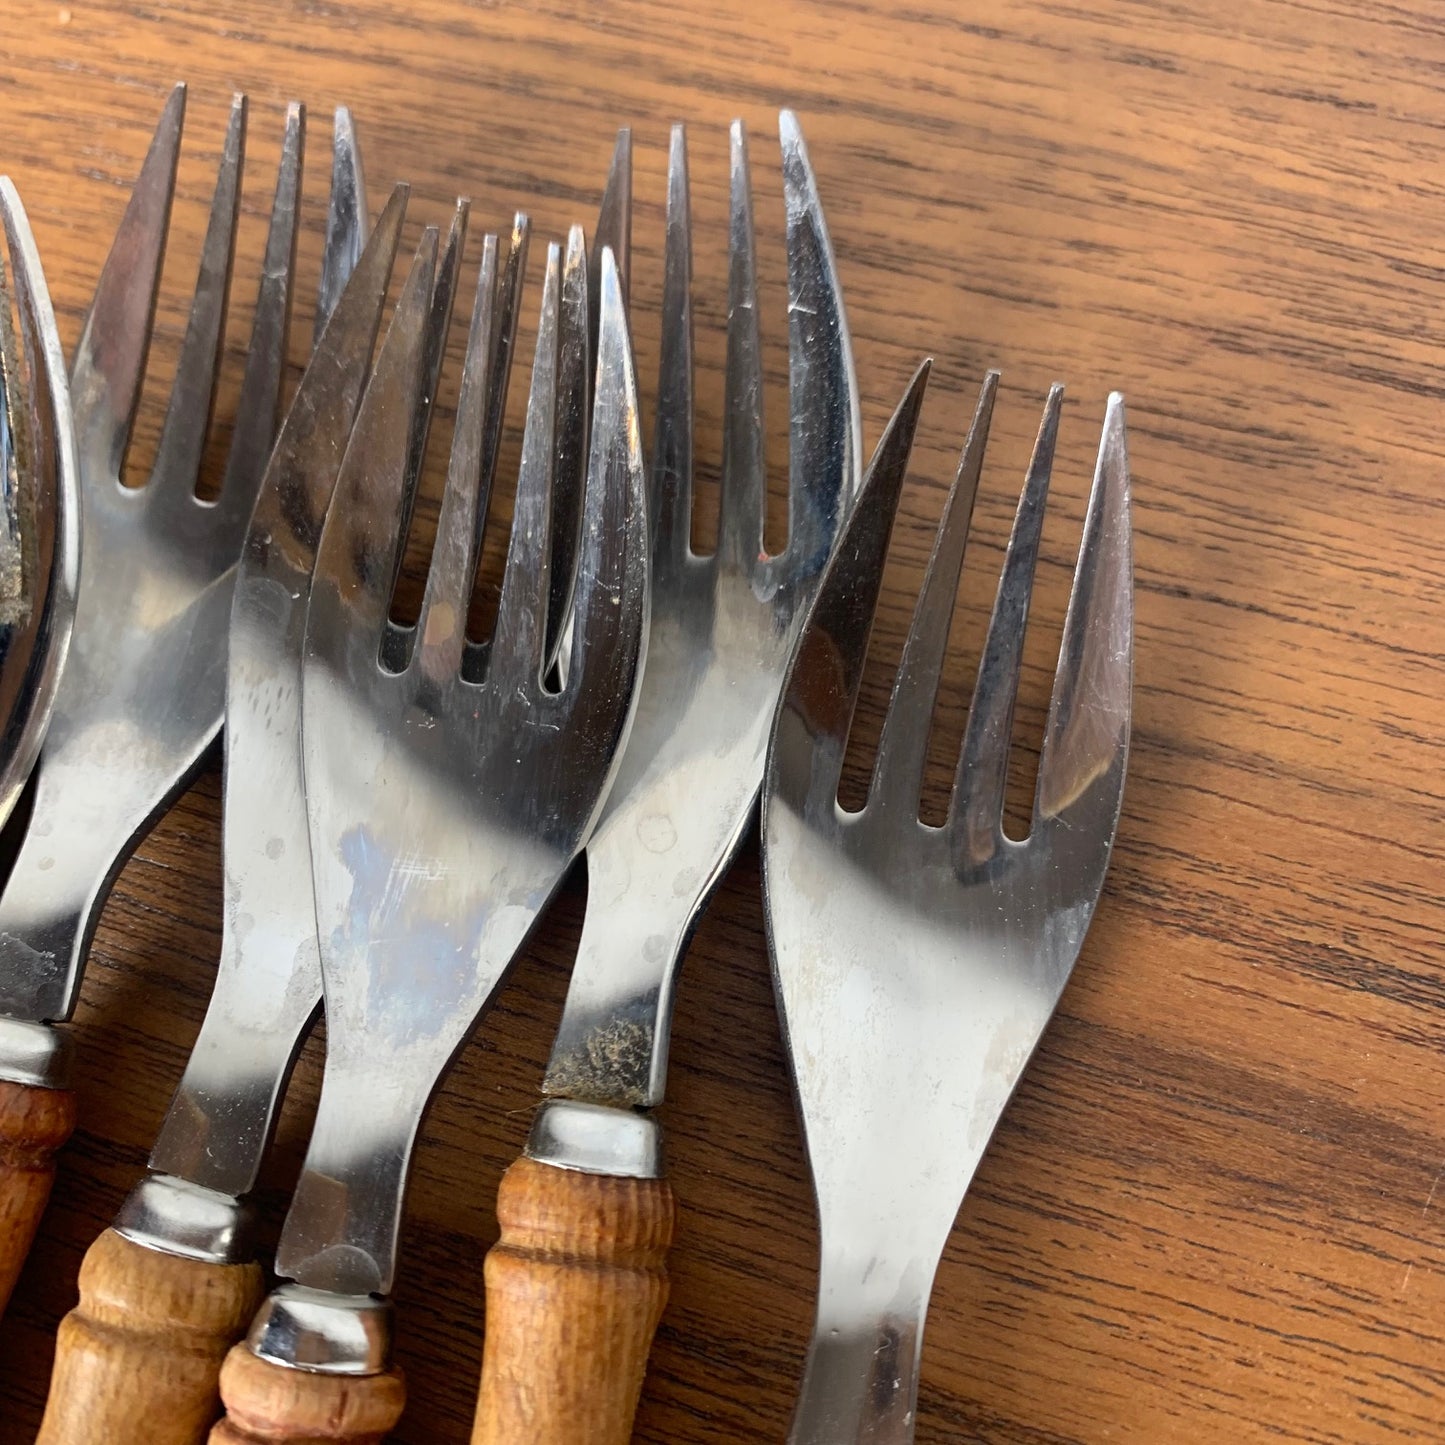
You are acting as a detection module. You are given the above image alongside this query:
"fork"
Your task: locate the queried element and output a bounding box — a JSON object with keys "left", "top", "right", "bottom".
{"left": 209, "top": 231, "right": 650, "bottom": 1443}
{"left": 762, "top": 362, "right": 1131, "bottom": 1444}
{"left": 0, "top": 85, "right": 365, "bottom": 1309}
{"left": 34, "top": 183, "right": 412, "bottom": 1445}
{"left": 474, "top": 112, "right": 860, "bottom": 1445}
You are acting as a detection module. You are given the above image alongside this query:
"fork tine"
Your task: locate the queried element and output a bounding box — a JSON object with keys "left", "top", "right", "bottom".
{"left": 71, "top": 82, "right": 184, "bottom": 482}
{"left": 379, "top": 200, "right": 468, "bottom": 673}
{"left": 149, "top": 93, "right": 246, "bottom": 501}
{"left": 462, "top": 214, "right": 529, "bottom": 685}
{"left": 563, "top": 247, "right": 648, "bottom": 710}
{"left": 249, "top": 184, "right": 407, "bottom": 565}
{"left": 314, "top": 105, "right": 368, "bottom": 349}
{"left": 405, "top": 199, "right": 468, "bottom": 517}
{"left": 770, "top": 362, "right": 929, "bottom": 822}
{"left": 542, "top": 225, "right": 589, "bottom": 672}
{"left": 588, "top": 129, "right": 631, "bottom": 361}
{"left": 316, "top": 228, "right": 438, "bottom": 651}
{"left": 476, "top": 212, "right": 530, "bottom": 560}
{"left": 544, "top": 138, "right": 636, "bottom": 683}
{"left": 215, "top": 101, "right": 305, "bottom": 516}
{"left": 717, "top": 119, "right": 765, "bottom": 573}
{"left": 1034, "top": 394, "right": 1132, "bottom": 827}
{"left": 413, "top": 233, "right": 501, "bottom": 686}
{"left": 652, "top": 123, "right": 693, "bottom": 577}
{"left": 781, "top": 109, "right": 861, "bottom": 571}
{"left": 489, "top": 241, "right": 561, "bottom": 691}
{"left": 870, "top": 372, "right": 998, "bottom": 815}
{"left": 950, "top": 383, "right": 1063, "bottom": 865}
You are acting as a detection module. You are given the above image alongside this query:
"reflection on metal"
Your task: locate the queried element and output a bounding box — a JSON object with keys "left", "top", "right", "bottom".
{"left": 248, "top": 1285, "right": 392, "bottom": 1377}
{"left": 542, "top": 112, "right": 862, "bottom": 1132}
{"left": 0, "top": 91, "right": 361, "bottom": 1079}
{"left": 253, "top": 230, "right": 647, "bottom": 1365}
{"left": 763, "top": 365, "right": 1132, "bottom": 1444}
{"left": 0, "top": 181, "right": 78, "bottom": 876}
{"left": 143, "top": 180, "right": 402, "bottom": 1213}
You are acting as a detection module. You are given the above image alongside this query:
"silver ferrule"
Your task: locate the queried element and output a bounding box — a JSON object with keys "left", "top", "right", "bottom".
{"left": 0, "top": 1017, "right": 71, "bottom": 1088}
{"left": 247, "top": 1284, "right": 392, "bottom": 1375}
{"left": 523, "top": 1097, "right": 663, "bottom": 1179}
{"left": 113, "top": 1173, "right": 255, "bottom": 1265}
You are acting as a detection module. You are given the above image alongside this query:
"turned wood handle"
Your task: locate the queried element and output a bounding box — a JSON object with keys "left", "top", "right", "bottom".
{"left": 0, "top": 1077, "right": 76, "bottom": 1315}
{"left": 209, "top": 1344, "right": 406, "bottom": 1444}
{"left": 35, "top": 1227, "right": 265, "bottom": 1445}
{"left": 473, "top": 1155, "right": 677, "bottom": 1445}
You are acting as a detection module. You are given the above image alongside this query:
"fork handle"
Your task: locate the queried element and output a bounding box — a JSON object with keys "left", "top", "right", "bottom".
{"left": 0, "top": 1077, "right": 76, "bottom": 1314}
{"left": 36, "top": 1228, "right": 264, "bottom": 1445}
{"left": 210, "top": 1346, "right": 406, "bottom": 1444}
{"left": 473, "top": 1152, "right": 676, "bottom": 1445}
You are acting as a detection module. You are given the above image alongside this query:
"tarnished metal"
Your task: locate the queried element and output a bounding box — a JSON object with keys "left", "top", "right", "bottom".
{"left": 762, "top": 365, "right": 1133, "bottom": 1445}
{"left": 141, "top": 187, "right": 406, "bottom": 1216}
{"left": 243, "top": 230, "right": 647, "bottom": 1372}
{"left": 541, "top": 112, "right": 861, "bottom": 1120}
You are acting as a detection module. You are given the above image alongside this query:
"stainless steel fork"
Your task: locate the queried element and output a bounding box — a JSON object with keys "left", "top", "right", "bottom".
{"left": 763, "top": 363, "right": 1132, "bottom": 1444}
{"left": 34, "top": 183, "right": 413, "bottom": 1445}
{"left": 49, "top": 135, "right": 613, "bottom": 1443}
{"left": 473, "top": 112, "right": 860, "bottom": 1445}
{"left": 0, "top": 86, "right": 365, "bottom": 1311}
{"left": 0, "top": 84, "right": 366, "bottom": 1305}
{"left": 210, "top": 230, "right": 650, "bottom": 1441}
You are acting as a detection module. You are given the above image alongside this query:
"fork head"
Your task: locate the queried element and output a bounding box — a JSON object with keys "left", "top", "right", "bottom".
{"left": 0, "top": 86, "right": 368, "bottom": 1033}
{"left": 279, "top": 228, "right": 649, "bottom": 1296}
{"left": 763, "top": 362, "right": 1131, "bottom": 1316}
{"left": 649, "top": 110, "right": 858, "bottom": 613}
{"left": 70, "top": 85, "right": 306, "bottom": 569}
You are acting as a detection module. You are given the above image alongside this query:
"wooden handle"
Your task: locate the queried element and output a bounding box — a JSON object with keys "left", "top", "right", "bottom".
{"left": 473, "top": 1155, "right": 677, "bottom": 1445}
{"left": 35, "top": 1226, "right": 265, "bottom": 1445}
{"left": 209, "top": 1343, "right": 406, "bottom": 1444}
{"left": 0, "top": 1077, "right": 76, "bottom": 1315}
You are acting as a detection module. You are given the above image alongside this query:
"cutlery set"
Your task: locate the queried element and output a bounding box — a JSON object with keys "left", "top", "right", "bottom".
{"left": 0, "top": 79, "right": 1132, "bottom": 1445}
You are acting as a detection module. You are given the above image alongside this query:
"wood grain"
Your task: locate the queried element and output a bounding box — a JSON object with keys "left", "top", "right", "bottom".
{"left": 0, "top": 0, "right": 1443, "bottom": 1441}
{"left": 0, "top": 1080, "right": 75, "bottom": 1320}
{"left": 35, "top": 1228, "right": 263, "bottom": 1445}
{"left": 475, "top": 1156, "right": 676, "bottom": 1445}
{"left": 211, "top": 1346, "right": 405, "bottom": 1445}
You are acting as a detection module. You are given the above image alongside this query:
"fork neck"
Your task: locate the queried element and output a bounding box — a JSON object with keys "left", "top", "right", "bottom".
{"left": 542, "top": 860, "right": 701, "bottom": 1109}
{"left": 788, "top": 1251, "right": 934, "bottom": 1445}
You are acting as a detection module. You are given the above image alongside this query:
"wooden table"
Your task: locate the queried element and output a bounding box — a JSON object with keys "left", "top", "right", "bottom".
{"left": 1, "top": 0, "right": 1443, "bottom": 1440}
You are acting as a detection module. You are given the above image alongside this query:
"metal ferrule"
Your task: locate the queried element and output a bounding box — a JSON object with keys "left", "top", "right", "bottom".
{"left": 0, "top": 1016, "right": 71, "bottom": 1088}
{"left": 524, "top": 1097, "right": 663, "bottom": 1179}
{"left": 113, "top": 1173, "right": 255, "bottom": 1266}
{"left": 247, "top": 1284, "right": 392, "bottom": 1376}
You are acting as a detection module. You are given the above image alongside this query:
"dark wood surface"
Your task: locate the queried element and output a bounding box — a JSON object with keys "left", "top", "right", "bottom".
{"left": 1, "top": 0, "right": 1444, "bottom": 1440}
